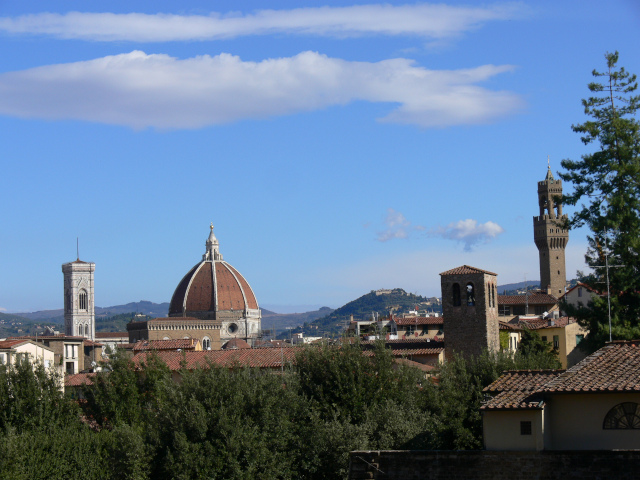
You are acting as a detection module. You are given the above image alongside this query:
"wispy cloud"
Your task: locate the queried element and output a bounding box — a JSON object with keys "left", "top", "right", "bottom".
{"left": 377, "top": 208, "right": 425, "bottom": 242}
{"left": 430, "top": 219, "right": 504, "bottom": 251}
{"left": 0, "top": 4, "right": 529, "bottom": 42}
{"left": 0, "top": 51, "right": 522, "bottom": 129}
{"left": 0, "top": 307, "right": 6, "bottom": 312}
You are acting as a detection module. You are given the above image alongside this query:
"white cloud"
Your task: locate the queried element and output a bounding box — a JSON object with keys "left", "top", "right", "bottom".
{"left": 430, "top": 219, "right": 505, "bottom": 251}
{"left": 317, "top": 241, "right": 589, "bottom": 300}
{"left": 0, "top": 4, "right": 529, "bottom": 42}
{"left": 377, "top": 208, "right": 425, "bottom": 242}
{"left": 0, "top": 51, "right": 522, "bottom": 129}
{"left": 0, "top": 307, "right": 6, "bottom": 312}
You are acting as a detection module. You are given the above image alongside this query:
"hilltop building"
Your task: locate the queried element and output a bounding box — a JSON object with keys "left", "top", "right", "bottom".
{"left": 127, "top": 225, "right": 261, "bottom": 348}
{"left": 62, "top": 258, "right": 95, "bottom": 340}
{"left": 440, "top": 265, "right": 499, "bottom": 360}
{"left": 533, "top": 164, "right": 569, "bottom": 297}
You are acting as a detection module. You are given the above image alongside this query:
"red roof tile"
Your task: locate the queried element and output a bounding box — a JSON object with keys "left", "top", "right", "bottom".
{"left": 498, "top": 292, "right": 558, "bottom": 305}
{"left": 481, "top": 370, "right": 563, "bottom": 410}
{"left": 393, "top": 317, "right": 444, "bottom": 326}
{"left": 132, "top": 339, "right": 199, "bottom": 352}
{"left": 95, "top": 332, "right": 129, "bottom": 339}
{"left": 65, "top": 373, "right": 96, "bottom": 387}
{"left": 0, "top": 339, "right": 30, "bottom": 349}
{"left": 543, "top": 340, "right": 640, "bottom": 393}
{"left": 222, "top": 338, "right": 251, "bottom": 349}
{"left": 132, "top": 347, "right": 299, "bottom": 371}
{"left": 440, "top": 265, "right": 497, "bottom": 276}
{"left": 516, "top": 316, "right": 575, "bottom": 330}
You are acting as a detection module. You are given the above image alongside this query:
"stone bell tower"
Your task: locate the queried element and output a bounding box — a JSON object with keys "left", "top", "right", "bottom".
{"left": 533, "top": 162, "right": 569, "bottom": 298}
{"left": 62, "top": 258, "right": 95, "bottom": 340}
{"left": 440, "top": 265, "right": 499, "bottom": 360}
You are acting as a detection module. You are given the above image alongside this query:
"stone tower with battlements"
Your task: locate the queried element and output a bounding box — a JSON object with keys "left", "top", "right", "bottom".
{"left": 533, "top": 164, "right": 569, "bottom": 298}
{"left": 62, "top": 258, "right": 95, "bottom": 340}
{"left": 440, "top": 265, "right": 499, "bottom": 360}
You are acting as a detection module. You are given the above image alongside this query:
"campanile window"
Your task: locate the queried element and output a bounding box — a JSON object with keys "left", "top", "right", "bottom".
{"left": 79, "top": 290, "right": 88, "bottom": 310}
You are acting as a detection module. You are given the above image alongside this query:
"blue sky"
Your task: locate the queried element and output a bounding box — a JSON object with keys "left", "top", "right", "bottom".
{"left": 1, "top": 1, "right": 638, "bottom": 313}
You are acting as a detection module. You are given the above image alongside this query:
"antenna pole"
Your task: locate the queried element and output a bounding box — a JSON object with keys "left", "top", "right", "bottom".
{"left": 77, "top": 237, "right": 79, "bottom": 260}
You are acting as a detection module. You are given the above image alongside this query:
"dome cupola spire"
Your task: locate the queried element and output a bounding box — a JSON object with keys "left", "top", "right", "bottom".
{"left": 203, "top": 223, "right": 223, "bottom": 261}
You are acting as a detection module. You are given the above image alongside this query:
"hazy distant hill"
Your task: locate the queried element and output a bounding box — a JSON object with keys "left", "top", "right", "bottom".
{"left": 261, "top": 306, "right": 335, "bottom": 335}
{"left": 285, "top": 288, "right": 435, "bottom": 338}
{"left": 16, "top": 301, "right": 170, "bottom": 324}
{"left": 498, "top": 281, "right": 541, "bottom": 295}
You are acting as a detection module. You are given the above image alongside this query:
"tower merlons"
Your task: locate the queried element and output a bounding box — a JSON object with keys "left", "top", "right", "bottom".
{"left": 62, "top": 258, "right": 95, "bottom": 340}
{"left": 533, "top": 164, "right": 569, "bottom": 298}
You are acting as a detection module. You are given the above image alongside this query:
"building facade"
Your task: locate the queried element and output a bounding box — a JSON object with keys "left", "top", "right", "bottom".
{"left": 62, "top": 259, "right": 95, "bottom": 340}
{"left": 533, "top": 165, "right": 569, "bottom": 298}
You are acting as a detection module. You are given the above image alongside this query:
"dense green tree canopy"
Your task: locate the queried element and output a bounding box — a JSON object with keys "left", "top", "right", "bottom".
{"left": 560, "top": 51, "right": 640, "bottom": 352}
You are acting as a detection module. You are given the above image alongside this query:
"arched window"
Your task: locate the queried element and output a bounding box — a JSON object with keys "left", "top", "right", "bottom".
{"left": 466, "top": 283, "right": 475, "bottom": 306}
{"left": 202, "top": 337, "right": 211, "bottom": 350}
{"left": 603, "top": 403, "right": 640, "bottom": 429}
{"left": 452, "top": 283, "right": 461, "bottom": 307}
{"left": 78, "top": 324, "right": 83, "bottom": 336}
{"left": 79, "top": 290, "right": 88, "bottom": 310}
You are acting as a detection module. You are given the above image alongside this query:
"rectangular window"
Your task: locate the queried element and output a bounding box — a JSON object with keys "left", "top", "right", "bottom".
{"left": 578, "top": 287, "right": 583, "bottom": 298}
{"left": 499, "top": 305, "right": 511, "bottom": 316}
{"left": 541, "top": 336, "right": 547, "bottom": 342}
{"left": 66, "top": 362, "right": 75, "bottom": 375}
{"left": 553, "top": 335, "right": 560, "bottom": 349}
{"left": 576, "top": 334, "right": 584, "bottom": 345}
{"left": 520, "top": 421, "right": 532, "bottom": 435}
{"left": 0, "top": 353, "right": 5, "bottom": 364}
{"left": 534, "top": 306, "right": 545, "bottom": 315}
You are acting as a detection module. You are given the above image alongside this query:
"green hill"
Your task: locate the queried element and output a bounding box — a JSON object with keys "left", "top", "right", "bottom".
{"left": 283, "top": 288, "right": 436, "bottom": 338}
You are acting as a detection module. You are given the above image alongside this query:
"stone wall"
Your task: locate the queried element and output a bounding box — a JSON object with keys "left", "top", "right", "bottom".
{"left": 349, "top": 450, "right": 640, "bottom": 480}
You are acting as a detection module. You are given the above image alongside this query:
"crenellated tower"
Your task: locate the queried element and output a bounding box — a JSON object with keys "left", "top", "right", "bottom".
{"left": 533, "top": 162, "right": 569, "bottom": 298}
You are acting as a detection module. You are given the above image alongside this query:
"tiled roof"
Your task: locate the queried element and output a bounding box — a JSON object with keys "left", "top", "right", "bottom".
{"left": 363, "top": 347, "right": 443, "bottom": 357}
{"left": 516, "top": 316, "right": 575, "bottom": 330}
{"left": 440, "top": 265, "right": 497, "bottom": 276}
{"left": 132, "top": 339, "right": 199, "bottom": 352}
{"left": 499, "top": 321, "right": 522, "bottom": 331}
{"left": 361, "top": 338, "right": 444, "bottom": 345}
{"left": 95, "top": 332, "right": 129, "bottom": 339}
{"left": 9, "top": 335, "right": 85, "bottom": 342}
{"left": 132, "top": 347, "right": 299, "bottom": 371}
{"left": 65, "top": 373, "right": 96, "bottom": 387}
{"left": 393, "top": 317, "right": 443, "bottom": 326}
{"left": 393, "top": 358, "right": 436, "bottom": 372}
{"left": 498, "top": 292, "right": 558, "bottom": 305}
{"left": 83, "top": 339, "right": 104, "bottom": 347}
{"left": 0, "top": 339, "right": 29, "bottom": 349}
{"left": 543, "top": 341, "right": 640, "bottom": 393}
{"left": 481, "top": 370, "right": 563, "bottom": 410}
{"left": 222, "top": 338, "right": 251, "bottom": 350}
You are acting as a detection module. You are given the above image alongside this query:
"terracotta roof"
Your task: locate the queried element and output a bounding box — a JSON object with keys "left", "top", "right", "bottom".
{"left": 132, "top": 339, "right": 199, "bottom": 352}
{"left": 95, "top": 332, "right": 129, "bottom": 339}
{"left": 83, "top": 339, "right": 104, "bottom": 347}
{"left": 543, "top": 341, "right": 640, "bottom": 393}
{"left": 65, "top": 373, "right": 96, "bottom": 387}
{"left": 9, "top": 335, "right": 85, "bottom": 342}
{"left": 562, "top": 282, "right": 602, "bottom": 297}
{"left": 393, "top": 317, "right": 443, "bottom": 326}
{"left": 440, "top": 265, "right": 497, "bottom": 276}
{"left": 498, "top": 292, "right": 558, "bottom": 305}
{"left": 222, "top": 338, "right": 251, "bottom": 350}
{"left": 363, "top": 347, "right": 444, "bottom": 357}
{"left": 132, "top": 347, "right": 298, "bottom": 370}
{"left": 0, "top": 339, "right": 30, "bottom": 349}
{"left": 499, "top": 321, "right": 522, "bottom": 331}
{"left": 361, "top": 338, "right": 443, "bottom": 345}
{"left": 168, "top": 260, "right": 259, "bottom": 317}
{"left": 481, "top": 370, "right": 563, "bottom": 410}
{"left": 394, "top": 358, "right": 436, "bottom": 372}
{"left": 516, "top": 316, "right": 575, "bottom": 330}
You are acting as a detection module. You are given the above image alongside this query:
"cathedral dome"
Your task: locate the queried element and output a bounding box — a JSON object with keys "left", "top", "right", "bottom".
{"left": 168, "top": 225, "right": 259, "bottom": 319}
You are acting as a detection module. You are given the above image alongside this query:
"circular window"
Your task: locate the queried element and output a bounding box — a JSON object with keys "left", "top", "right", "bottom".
{"left": 228, "top": 323, "right": 238, "bottom": 334}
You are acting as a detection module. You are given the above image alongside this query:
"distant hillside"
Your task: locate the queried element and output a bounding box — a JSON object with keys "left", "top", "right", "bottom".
{"left": 16, "top": 301, "right": 170, "bottom": 324}
{"left": 261, "top": 306, "right": 335, "bottom": 335}
{"left": 0, "top": 312, "right": 56, "bottom": 338}
{"left": 284, "top": 288, "right": 435, "bottom": 338}
{"left": 498, "top": 281, "right": 541, "bottom": 295}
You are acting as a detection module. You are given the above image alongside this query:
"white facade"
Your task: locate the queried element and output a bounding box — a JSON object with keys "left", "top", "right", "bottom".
{"left": 62, "top": 260, "right": 95, "bottom": 340}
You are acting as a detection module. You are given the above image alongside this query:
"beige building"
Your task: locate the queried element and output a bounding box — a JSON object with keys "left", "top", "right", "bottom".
{"left": 389, "top": 316, "right": 443, "bottom": 340}
{"left": 561, "top": 282, "right": 600, "bottom": 312}
{"left": 0, "top": 339, "right": 55, "bottom": 371}
{"left": 498, "top": 291, "right": 559, "bottom": 320}
{"left": 482, "top": 340, "right": 640, "bottom": 451}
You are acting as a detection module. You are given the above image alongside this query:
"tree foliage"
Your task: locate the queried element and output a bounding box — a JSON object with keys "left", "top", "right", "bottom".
{"left": 559, "top": 51, "right": 640, "bottom": 351}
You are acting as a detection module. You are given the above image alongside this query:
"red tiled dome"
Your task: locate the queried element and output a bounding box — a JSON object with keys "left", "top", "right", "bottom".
{"left": 168, "top": 227, "right": 259, "bottom": 318}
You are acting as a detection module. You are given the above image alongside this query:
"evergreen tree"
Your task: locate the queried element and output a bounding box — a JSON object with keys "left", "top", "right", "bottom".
{"left": 559, "top": 51, "right": 640, "bottom": 352}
